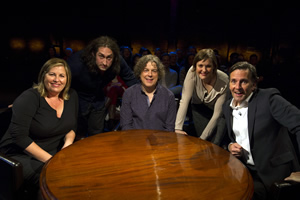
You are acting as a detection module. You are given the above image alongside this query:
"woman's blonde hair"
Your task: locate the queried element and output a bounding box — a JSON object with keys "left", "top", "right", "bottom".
{"left": 33, "top": 58, "right": 72, "bottom": 100}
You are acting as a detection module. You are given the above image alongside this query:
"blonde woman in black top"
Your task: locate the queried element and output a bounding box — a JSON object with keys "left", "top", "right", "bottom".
{"left": 0, "top": 58, "right": 78, "bottom": 198}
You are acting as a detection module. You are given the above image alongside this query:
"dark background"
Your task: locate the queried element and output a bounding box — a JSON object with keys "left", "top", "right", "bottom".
{"left": 2, "top": 0, "right": 300, "bottom": 107}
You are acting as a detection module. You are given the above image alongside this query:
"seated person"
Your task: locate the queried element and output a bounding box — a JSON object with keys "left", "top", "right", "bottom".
{"left": 169, "top": 51, "right": 181, "bottom": 74}
{"left": 120, "top": 46, "right": 132, "bottom": 67}
{"left": 179, "top": 52, "right": 195, "bottom": 85}
{"left": 0, "top": 58, "right": 78, "bottom": 198}
{"left": 160, "top": 53, "right": 182, "bottom": 97}
{"left": 223, "top": 61, "right": 300, "bottom": 199}
{"left": 120, "top": 55, "right": 176, "bottom": 131}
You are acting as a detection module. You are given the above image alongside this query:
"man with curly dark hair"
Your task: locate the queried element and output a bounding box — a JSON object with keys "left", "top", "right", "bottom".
{"left": 67, "top": 36, "right": 137, "bottom": 137}
{"left": 120, "top": 55, "right": 176, "bottom": 131}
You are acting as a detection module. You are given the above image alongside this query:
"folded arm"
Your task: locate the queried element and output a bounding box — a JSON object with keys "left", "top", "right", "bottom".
{"left": 24, "top": 142, "right": 52, "bottom": 163}
{"left": 62, "top": 130, "right": 76, "bottom": 149}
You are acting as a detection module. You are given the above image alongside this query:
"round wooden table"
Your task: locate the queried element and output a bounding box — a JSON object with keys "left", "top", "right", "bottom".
{"left": 40, "top": 130, "right": 253, "bottom": 200}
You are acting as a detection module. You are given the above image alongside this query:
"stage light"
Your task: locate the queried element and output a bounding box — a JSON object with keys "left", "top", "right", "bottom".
{"left": 10, "top": 38, "right": 26, "bottom": 50}
{"left": 28, "top": 38, "right": 45, "bottom": 52}
{"left": 68, "top": 40, "right": 85, "bottom": 52}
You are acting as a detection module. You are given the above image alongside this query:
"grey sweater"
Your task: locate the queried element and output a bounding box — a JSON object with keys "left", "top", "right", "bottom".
{"left": 175, "top": 67, "right": 229, "bottom": 139}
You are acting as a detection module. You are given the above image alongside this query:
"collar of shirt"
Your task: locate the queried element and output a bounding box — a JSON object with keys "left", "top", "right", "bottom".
{"left": 140, "top": 83, "right": 159, "bottom": 95}
{"left": 140, "top": 83, "right": 160, "bottom": 106}
{"left": 230, "top": 92, "right": 253, "bottom": 110}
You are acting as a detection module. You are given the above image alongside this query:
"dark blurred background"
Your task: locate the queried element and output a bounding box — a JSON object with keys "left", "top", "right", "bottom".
{"left": 2, "top": 0, "right": 300, "bottom": 108}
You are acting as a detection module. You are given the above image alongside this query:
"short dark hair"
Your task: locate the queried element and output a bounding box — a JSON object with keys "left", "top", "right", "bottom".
{"left": 229, "top": 61, "right": 259, "bottom": 83}
{"left": 81, "top": 36, "right": 120, "bottom": 75}
{"left": 161, "top": 53, "right": 170, "bottom": 59}
{"left": 192, "top": 49, "right": 218, "bottom": 74}
{"left": 250, "top": 54, "right": 258, "bottom": 59}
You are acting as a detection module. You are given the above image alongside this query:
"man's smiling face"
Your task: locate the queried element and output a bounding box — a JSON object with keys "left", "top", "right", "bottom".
{"left": 229, "top": 69, "right": 256, "bottom": 106}
{"left": 140, "top": 61, "right": 158, "bottom": 91}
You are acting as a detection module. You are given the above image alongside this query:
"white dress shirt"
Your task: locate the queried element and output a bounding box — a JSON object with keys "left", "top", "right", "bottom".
{"left": 230, "top": 93, "right": 255, "bottom": 165}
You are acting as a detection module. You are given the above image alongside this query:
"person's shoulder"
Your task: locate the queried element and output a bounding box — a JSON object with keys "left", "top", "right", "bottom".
{"left": 67, "top": 50, "right": 82, "bottom": 62}
{"left": 250, "top": 88, "right": 282, "bottom": 104}
{"left": 13, "top": 88, "right": 40, "bottom": 107}
{"left": 124, "top": 83, "right": 140, "bottom": 93}
{"left": 259, "top": 88, "right": 280, "bottom": 93}
{"left": 129, "top": 83, "right": 140, "bottom": 89}
{"left": 68, "top": 88, "right": 78, "bottom": 97}
{"left": 158, "top": 84, "right": 175, "bottom": 97}
{"left": 119, "top": 55, "right": 127, "bottom": 64}
{"left": 122, "top": 84, "right": 140, "bottom": 101}
{"left": 67, "top": 50, "right": 84, "bottom": 70}
{"left": 215, "top": 70, "right": 229, "bottom": 93}
{"left": 180, "top": 66, "right": 186, "bottom": 73}
{"left": 185, "top": 66, "right": 196, "bottom": 78}
{"left": 217, "top": 69, "right": 229, "bottom": 83}
{"left": 19, "top": 88, "right": 40, "bottom": 99}
{"left": 256, "top": 88, "right": 281, "bottom": 97}
{"left": 169, "top": 68, "right": 178, "bottom": 75}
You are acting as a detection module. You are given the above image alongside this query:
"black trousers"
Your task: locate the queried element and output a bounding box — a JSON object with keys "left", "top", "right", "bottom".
{"left": 10, "top": 153, "right": 51, "bottom": 199}
{"left": 247, "top": 164, "right": 268, "bottom": 200}
{"left": 78, "top": 104, "right": 107, "bottom": 137}
{"left": 191, "top": 104, "right": 226, "bottom": 146}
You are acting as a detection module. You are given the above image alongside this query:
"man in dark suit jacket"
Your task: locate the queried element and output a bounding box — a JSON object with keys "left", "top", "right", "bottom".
{"left": 222, "top": 61, "right": 300, "bottom": 200}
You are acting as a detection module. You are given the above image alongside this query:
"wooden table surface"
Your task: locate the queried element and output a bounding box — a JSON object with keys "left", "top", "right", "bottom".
{"left": 40, "top": 129, "right": 253, "bottom": 200}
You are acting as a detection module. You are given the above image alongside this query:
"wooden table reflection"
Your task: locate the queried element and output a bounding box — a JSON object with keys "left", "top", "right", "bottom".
{"left": 40, "top": 129, "right": 253, "bottom": 200}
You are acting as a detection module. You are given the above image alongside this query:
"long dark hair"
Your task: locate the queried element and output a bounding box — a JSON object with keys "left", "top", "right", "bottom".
{"left": 81, "top": 36, "right": 120, "bottom": 75}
